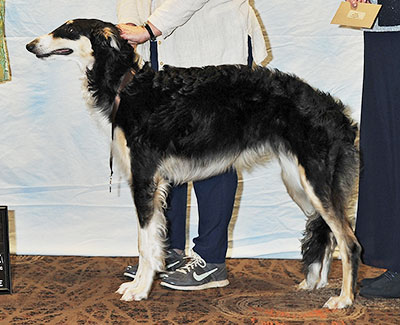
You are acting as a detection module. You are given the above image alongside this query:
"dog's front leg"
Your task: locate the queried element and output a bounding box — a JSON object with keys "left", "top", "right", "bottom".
{"left": 116, "top": 172, "right": 168, "bottom": 301}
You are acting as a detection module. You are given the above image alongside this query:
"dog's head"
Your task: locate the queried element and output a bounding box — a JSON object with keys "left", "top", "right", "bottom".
{"left": 26, "top": 19, "right": 134, "bottom": 71}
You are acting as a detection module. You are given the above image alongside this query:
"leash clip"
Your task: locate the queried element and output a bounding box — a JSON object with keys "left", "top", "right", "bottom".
{"left": 109, "top": 171, "right": 113, "bottom": 193}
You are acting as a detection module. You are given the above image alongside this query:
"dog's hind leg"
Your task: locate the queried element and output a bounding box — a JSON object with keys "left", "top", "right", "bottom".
{"left": 117, "top": 171, "right": 169, "bottom": 301}
{"left": 297, "top": 164, "right": 360, "bottom": 309}
{"left": 278, "top": 153, "right": 335, "bottom": 290}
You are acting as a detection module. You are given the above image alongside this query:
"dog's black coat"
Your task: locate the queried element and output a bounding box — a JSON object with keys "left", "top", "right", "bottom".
{"left": 115, "top": 58, "right": 357, "bottom": 232}
{"left": 26, "top": 19, "right": 361, "bottom": 307}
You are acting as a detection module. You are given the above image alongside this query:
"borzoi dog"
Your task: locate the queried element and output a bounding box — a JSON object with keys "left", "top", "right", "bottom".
{"left": 26, "top": 19, "right": 360, "bottom": 309}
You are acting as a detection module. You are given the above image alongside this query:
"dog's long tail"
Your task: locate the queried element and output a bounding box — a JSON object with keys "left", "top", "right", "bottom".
{"left": 301, "top": 214, "right": 333, "bottom": 274}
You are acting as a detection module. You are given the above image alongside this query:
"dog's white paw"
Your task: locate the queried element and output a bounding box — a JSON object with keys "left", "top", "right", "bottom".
{"left": 323, "top": 296, "right": 353, "bottom": 309}
{"left": 297, "top": 279, "right": 315, "bottom": 290}
{"left": 116, "top": 281, "right": 135, "bottom": 295}
{"left": 116, "top": 281, "right": 149, "bottom": 301}
{"left": 316, "top": 280, "right": 329, "bottom": 289}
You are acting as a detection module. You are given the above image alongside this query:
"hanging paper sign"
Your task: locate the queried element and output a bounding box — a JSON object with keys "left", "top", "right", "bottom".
{"left": 331, "top": 2, "right": 382, "bottom": 29}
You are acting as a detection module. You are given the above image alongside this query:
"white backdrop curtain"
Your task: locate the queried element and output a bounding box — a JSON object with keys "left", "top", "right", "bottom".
{"left": 0, "top": 0, "right": 363, "bottom": 257}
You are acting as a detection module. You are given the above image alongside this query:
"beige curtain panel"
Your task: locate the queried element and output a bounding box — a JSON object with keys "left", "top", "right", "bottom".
{"left": 0, "top": 0, "right": 11, "bottom": 82}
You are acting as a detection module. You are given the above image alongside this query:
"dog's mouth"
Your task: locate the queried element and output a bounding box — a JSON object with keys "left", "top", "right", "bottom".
{"left": 36, "top": 48, "right": 73, "bottom": 58}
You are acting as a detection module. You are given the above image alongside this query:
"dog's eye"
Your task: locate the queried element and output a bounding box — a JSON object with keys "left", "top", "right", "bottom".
{"left": 68, "top": 27, "right": 75, "bottom": 34}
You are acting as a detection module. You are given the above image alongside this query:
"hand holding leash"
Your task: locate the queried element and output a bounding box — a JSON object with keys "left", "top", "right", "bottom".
{"left": 118, "top": 22, "right": 161, "bottom": 46}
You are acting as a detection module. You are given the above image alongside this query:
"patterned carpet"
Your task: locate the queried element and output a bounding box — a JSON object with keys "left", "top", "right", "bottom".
{"left": 0, "top": 256, "right": 399, "bottom": 324}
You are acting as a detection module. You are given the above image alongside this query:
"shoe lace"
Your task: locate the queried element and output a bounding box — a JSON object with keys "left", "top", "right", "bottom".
{"left": 165, "top": 249, "right": 174, "bottom": 259}
{"left": 176, "top": 251, "right": 206, "bottom": 274}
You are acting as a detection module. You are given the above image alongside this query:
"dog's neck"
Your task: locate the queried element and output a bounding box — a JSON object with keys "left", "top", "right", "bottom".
{"left": 85, "top": 42, "right": 139, "bottom": 122}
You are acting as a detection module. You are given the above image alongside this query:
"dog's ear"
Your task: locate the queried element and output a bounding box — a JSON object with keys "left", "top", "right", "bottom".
{"left": 91, "top": 26, "right": 121, "bottom": 51}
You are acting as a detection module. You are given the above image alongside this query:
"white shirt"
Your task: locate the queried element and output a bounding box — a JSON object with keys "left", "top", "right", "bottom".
{"left": 117, "top": 0, "right": 268, "bottom": 68}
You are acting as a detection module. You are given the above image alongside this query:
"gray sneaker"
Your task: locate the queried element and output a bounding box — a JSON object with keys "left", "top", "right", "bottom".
{"left": 123, "top": 249, "right": 186, "bottom": 279}
{"left": 160, "top": 251, "right": 229, "bottom": 290}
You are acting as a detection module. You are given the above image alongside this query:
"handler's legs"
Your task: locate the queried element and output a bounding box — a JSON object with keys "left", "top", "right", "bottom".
{"left": 192, "top": 170, "right": 238, "bottom": 263}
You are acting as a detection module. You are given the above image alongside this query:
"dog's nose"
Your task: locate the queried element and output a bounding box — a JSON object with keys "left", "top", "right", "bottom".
{"left": 26, "top": 40, "right": 37, "bottom": 53}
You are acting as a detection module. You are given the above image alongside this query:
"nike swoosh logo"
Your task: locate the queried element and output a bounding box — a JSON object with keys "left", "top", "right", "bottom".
{"left": 166, "top": 260, "right": 180, "bottom": 269}
{"left": 193, "top": 268, "right": 218, "bottom": 281}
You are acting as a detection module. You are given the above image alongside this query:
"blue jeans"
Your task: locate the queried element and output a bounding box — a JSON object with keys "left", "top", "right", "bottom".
{"left": 166, "top": 171, "right": 238, "bottom": 263}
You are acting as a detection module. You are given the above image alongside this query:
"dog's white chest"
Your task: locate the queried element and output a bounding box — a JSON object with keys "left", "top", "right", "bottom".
{"left": 111, "top": 127, "right": 132, "bottom": 181}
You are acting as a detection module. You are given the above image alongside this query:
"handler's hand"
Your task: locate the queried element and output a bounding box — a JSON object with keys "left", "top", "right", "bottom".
{"left": 117, "top": 24, "right": 150, "bottom": 46}
{"left": 345, "top": 0, "right": 370, "bottom": 9}
{"left": 117, "top": 22, "right": 162, "bottom": 46}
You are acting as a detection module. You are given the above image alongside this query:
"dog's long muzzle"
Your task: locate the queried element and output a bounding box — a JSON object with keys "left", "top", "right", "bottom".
{"left": 26, "top": 39, "right": 38, "bottom": 54}
{"left": 26, "top": 37, "right": 74, "bottom": 58}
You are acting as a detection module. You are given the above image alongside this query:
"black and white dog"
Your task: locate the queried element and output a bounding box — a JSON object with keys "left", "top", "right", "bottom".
{"left": 26, "top": 19, "right": 361, "bottom": 309}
